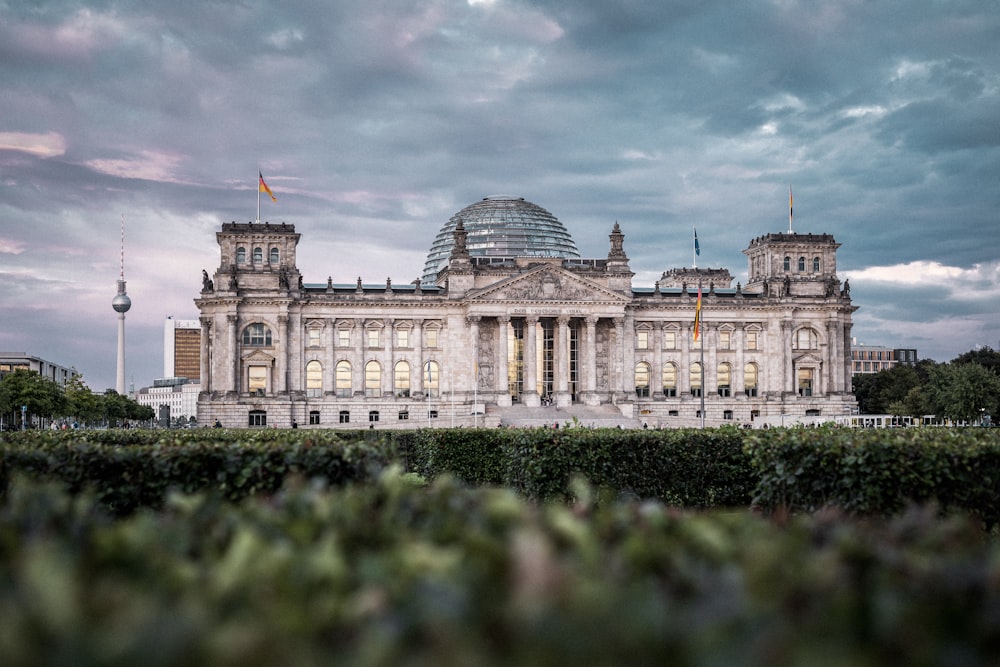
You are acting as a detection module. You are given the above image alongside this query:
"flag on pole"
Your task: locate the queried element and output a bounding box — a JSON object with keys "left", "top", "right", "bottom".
{"left": 693, "top": 285, "right": 702, "bottom": 341}
{"left": 788, "top": 184, "right": 793, "bottom": 231}
{"left": 694, "top": 228, "right": 700, "bottom": 256}
{"left": 259, "top": 171, "right": 277, "bottom": 202}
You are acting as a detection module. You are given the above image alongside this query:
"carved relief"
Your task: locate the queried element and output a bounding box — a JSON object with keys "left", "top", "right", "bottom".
{"left": 500, "top": 271, "right": 592, "bottom": 301}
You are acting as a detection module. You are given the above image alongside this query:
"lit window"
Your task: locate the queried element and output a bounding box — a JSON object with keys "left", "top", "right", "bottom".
{"left": 365, "top": 360, "right": 381, "bottom": 397}
{"left": 717, "top": 363, "right": 731, "bottom": 397}
{"left": 337, "top": 327, "right": 351, "bottom": 347}
{"left": 634, "top": 362, "right": 650, "bottom": 397}
{"left": 636, "top": 330, "right": 648, "bottom": 350}
{"left": 270, "top": 247, "right": 279, "bottom": 264}
{"left": 798, "top": 368, "right": 814, "bottom": 396}
{"left": 719, "top": 330, "right": 731, "bottom": 350}
{"left": 662, "top": 362, "right": 677, "bottom": 397}
{"left": 744, "top": 363, "right": 758, "bottom": 397}
{"left": 336, "top": 361, "right": 352, "bottom": 397}
{"left": 306, "top": 360, "right": 323, "bottom": 397}
{"left": 746, "top": 331, "right": 758, "bottom": 350}
{"left": 690, "top": 362, "right": 702, "bottom": 397}
{"left": 663, "top": 330, "right": 676, "bottom": 350}
{"left": 425, "top": 328, "right": 439, "bottom": 348}
{"left": 367, "top": 328, "right": 380, "bottom": 348}
{"left": 424, "top": 361, "right": 440, "bottom": 398}
{"left": 397, "top": 329, "right": 409, "bottom": 348}
{"left": 242, "top": 323, "right": 272, "bottom": 346}
{"left": 248, "top": 366, "right": 267, "bottom": 394}
{"left": 394, "top": 361, "right": 411, "bottom": 397}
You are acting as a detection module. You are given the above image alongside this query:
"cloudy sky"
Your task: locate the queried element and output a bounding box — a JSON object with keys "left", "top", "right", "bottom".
{"left": 1, "top": 0, "right": 998, "bottom": 392}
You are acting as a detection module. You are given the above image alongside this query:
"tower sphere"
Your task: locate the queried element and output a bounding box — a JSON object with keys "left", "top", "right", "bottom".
{"left": 422, "top": 195, "right": 580, "bottom": 284}
{"left": 112, "top": 293, "right": 131, "bottom": 313}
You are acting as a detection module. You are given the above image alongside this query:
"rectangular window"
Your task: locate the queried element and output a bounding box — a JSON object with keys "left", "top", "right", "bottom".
{"left": 663, "top": 331, "right": 676, "bottom": 350}
{"left": 398, "top": 410, "right": 409, "bottom": 421}
{"left": 309, "top": 410, "right": 321, "bottom": 425}
{"left": 339, "top": 410, "right": 350, "bottom": 424}
{"left": 397, "top": 329, "right": 409, "bottom": 348}
{"left": 636, "top": 330, "right": 648, "bottom": 350}
{"left": 307, "top": 328, "right": 321, "bottom": 347}
{"left": 425, "top": 328, "right": 438, "bottom": 348}
{"left": 337, "top": 328, "right": 351, "bottom": 347}
{"left": 248, "top": 366, "right": 267, "bottom": 394}
{"left": 248, "top": 410, "right": 267, "bottom": 427}
{"left": 368, "top": 410, "right": 380, "bottom": 422}
{"left": 367, "top": 329, "right": 380, "bottom": 348}
{"left": 719, "top": 330, "right": 731, "bottom": 350}
{"left": 745, "top": 331, "right": 758, "bottom": 350}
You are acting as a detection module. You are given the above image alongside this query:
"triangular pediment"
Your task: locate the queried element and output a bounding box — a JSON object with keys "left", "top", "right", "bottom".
{"left": 468, "top": 265, "right": 629, "bottom": 304}
{"left": 793, "top": 352, "right": 823, "bottom": 365}
{"left": 242, "top": 349, "right": 275, "bottom": 364}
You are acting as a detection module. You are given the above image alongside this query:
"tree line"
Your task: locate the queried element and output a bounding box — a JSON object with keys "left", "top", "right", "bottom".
{"left": 0, "top": 369, "right": 154, "bottom": 430}
{"left": 852, "top": 347, "right": 1000, "bottom": 424}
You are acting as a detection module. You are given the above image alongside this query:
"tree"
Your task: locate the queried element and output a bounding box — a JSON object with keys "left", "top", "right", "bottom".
{"left": 0, "top": 369, "right": 69, "bottom": 428}
{"left": 64, "top": 375, "right": 103, "bottom": 426}
{"left": 852, "top": 364, "right": 923, "bottom": 414}
{"left": 925, "top": 363, "right": 1000, "bottom": 424}
{"left": 951, "top": 346, "right": 1000, "bottom": 377}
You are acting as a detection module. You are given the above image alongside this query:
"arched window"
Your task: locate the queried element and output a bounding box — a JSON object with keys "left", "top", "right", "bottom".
{"left": 394, "top": 361, "right": 411, "bottom": 397}
{"left": 744, "top": 363, "right": 759, "bottom": 397}
{"left": 797, "top": 256, "right": 806, "bottom": 271}
{"left": 306, "top": 360, "right": 323, "bottom": 397}
{"left": 253, "top": 247, "right": 263, "bottom": 263}
{"left": 424, "top": 361, "right": 440, "bottom": 398}
{"left": 794, "top": 327, "right": 819, "bottom": 350}
{"left": 368, "top": 410, "right": 380, "bottom": 423}
{"left": 634, "top": 362, "right": 650, "bottom": 398}
{"left": 813, "top": 256, "right": 821, "bottom": 272}
{"left": 269, "top": 247, "right": 279, "bottom": 264}
{"left": 690, "top": 362, "right": 702, "bottom": 397}
{"left": 783, "top": 256, "right": 790, "bottom": 271}
{"left": 236, "top": 247, "right": 247, "bottom": 264}
{"left": 365, "top": 360, "right": 381, "bottom": 397}
{"left": 242, "top": 322, "right": 272, "bottom": 346}
{"left": 717, "top": 362, "right": 731, "bottom": 397}
{"left": 336, "top": 360, "right": 352, "bottom": 397}
{"left": 662, "top": 362, "right": 678, "bottom": 397}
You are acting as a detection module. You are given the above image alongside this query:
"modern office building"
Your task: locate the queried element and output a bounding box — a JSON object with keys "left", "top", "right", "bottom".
{"left": 195, "top": 195, "right": 858, "bottom": 428}
{"left": 134, "top": 378, "right": 201, "bottom": 424}
{"left": 851, "top": 342, "right": 919, "bottom": 375}
{"left": 0, "top": 353, "right": 76, "bottom": 387}
{"left": 164, "top": 317, "right": 202, "bottom": 382}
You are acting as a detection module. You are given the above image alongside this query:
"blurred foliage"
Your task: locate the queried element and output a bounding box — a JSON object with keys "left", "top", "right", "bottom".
{"left": 0, "top": 470, "right": 997, "bottom": 666}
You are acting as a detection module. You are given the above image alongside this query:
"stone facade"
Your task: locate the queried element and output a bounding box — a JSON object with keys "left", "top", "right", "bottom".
{"left": 195, "top": 218, "right": 857, "bottom": 428}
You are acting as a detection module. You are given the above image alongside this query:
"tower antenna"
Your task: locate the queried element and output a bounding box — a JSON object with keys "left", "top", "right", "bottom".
{"left": 112, "top": 213, "right": 132, "bottom": 396}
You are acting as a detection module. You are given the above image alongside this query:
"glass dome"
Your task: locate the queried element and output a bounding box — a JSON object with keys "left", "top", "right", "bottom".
{"left": 422, "top": 195, "right": 580, "bottom": 284}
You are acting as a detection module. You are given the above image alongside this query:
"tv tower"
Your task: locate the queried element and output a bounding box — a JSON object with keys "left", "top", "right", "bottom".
{"left": 112, "top": 214, "right": 131, "bottom": 395}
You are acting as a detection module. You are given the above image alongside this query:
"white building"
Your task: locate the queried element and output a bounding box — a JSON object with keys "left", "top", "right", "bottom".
{"left": 135, "top": 379, "right": 201, "bottom": 423}
{"left": 195, "top": 196, "right": 858, "bottom": 428}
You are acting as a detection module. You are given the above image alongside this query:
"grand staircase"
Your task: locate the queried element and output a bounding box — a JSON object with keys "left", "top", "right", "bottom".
{"left": 488, "top": 403, "right": 644, "bottom": 429}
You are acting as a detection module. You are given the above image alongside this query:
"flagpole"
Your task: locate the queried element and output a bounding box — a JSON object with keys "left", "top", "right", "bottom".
{"left": 693, "top": 228, "right": 698, "bottom": 268}
{"left": 699, "top": 282, "right": 705, "bottom": 428}
{"left": 788, "top": 184, "right": 793, "bottom": 233}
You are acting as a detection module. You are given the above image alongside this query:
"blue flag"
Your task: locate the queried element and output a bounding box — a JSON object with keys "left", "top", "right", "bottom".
{"left": 694, "top": 229, "right": 700, "bottom": 256}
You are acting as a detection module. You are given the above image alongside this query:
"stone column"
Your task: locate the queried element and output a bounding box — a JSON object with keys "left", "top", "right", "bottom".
{"left": 413, "top": 319, "right": 424, "bottom": 397}
{"left": 782, "top": 320, "right": 794, "bottom": 396}
{"left": 467, "top": 315, "right": 480, "bottom": 400}
{"left": 612, "top": 317, "right": 626, "bottom": 400}
{"left": 555, "top": 316, "right": 570, "bottom": 405}
{"left": 680, "top": 323, "right": 691, "bottom": 394}
{"left": 277, "top": 315, "right": 289, "bottom": 394}
{"left": 583, "top": 316, "right": 598, "bottom": 403}
{"left": 226, "top": 314, "right": 238, "bottom": 394}
{"left": 734, "top": 326, "right": 745, "bottom": 395}
{"left": 384, "top": 318, "right": 394, "bottom": 396}
{"left": 523, "top": 315, "right": 538, "bottom": 405}
{"left": 354, "top": 318, "right": 365, "bottom": 397}
{"left": 652, "top": 323, "right": 664, "bottom": 399}
{"left": 705, "top": 324, "right": 717, "bottom": 396}
{"left": 199, "top": 316, "right": 212, "bottom": 393}
{"left": 496, "top": 316, "right": 510, "bottom": 406}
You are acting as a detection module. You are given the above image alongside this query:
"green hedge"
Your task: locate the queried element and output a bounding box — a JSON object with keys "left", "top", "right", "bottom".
{"left": 1, "top": 471, "right": 998, "bottom": 665}
{"left": 746, "top": 426, "right": 1000, "bottom": 527}
{"left": 0, "top": 429, "right": 393, "bottom": 514}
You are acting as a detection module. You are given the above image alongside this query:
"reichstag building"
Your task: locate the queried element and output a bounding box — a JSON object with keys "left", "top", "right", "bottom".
{"left": 195, "top": 195, "right": 857, "bottom": 428}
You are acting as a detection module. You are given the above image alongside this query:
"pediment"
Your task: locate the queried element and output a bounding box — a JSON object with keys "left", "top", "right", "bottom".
{"left": 793, "top": 352, "right": 823, "bottom": 365}
{"left": 468, "top": 265, "right": 629, "bottom": 305}
{"left": 242, "top": 349, "right": 275, "bottom": 364}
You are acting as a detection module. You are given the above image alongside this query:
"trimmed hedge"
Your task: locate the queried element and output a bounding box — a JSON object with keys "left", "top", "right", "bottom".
{"left": 746, "top": 426, "right": 1000, "bottom": 527}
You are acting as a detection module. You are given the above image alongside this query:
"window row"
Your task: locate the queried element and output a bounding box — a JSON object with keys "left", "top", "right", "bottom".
{"left": 301, "top": 359, "right": 441, "bottom": 398}
{"left": 784, "top": 256, "right": 822, "bottom": 272}
{"left": 635, "top": 328, "right": 759, "bottom": 350}
{"left": 236, "top": 246, "right": 280, "bottom": 264}
{"left": 247, "top": 408, "right": 439, "bottom": 427}
{"left": 243, "top": 322, "right": 441, "bottom": 349}
{"left": 634, "top": 361, "right": 816, "bottom": 398}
